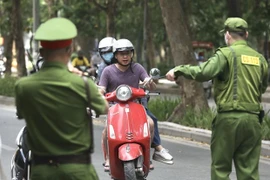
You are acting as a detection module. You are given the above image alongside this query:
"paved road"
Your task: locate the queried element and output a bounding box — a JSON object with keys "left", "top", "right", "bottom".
{"left": 1, "top": 105, "right": 270, "bottom": 180}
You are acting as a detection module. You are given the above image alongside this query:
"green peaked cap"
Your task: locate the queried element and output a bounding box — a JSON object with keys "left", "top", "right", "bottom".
{"left": 220, "top": 17, "right": 248, "bottom": 33}
{"left": 34, "top": 17, "right": 77, "bottom": 41}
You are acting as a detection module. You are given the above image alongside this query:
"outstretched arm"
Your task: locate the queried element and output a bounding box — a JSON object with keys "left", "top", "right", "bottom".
{"left": 166, "top": 51, "right": 227, "bottom": 82}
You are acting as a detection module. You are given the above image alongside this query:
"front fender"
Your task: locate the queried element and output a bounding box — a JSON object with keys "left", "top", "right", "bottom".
{"left": 118, "top": 143, "right": 143, "bottom": 161}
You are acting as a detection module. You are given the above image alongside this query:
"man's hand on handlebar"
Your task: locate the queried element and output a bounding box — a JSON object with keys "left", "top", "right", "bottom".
{"left": 142, "top": 77, "right": 156, "bottom": 90}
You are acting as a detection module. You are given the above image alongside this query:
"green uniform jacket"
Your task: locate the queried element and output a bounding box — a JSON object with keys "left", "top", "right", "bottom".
{"left": 15, "top": 61, "right": 107, "bottom": 156}
{"left": 174, "top": 40, "right": 268, "bottom": 113}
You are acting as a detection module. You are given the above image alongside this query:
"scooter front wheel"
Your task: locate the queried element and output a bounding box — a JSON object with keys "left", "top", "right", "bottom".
{"left": 123, "top": 160, "right": 136, "bottom": 180}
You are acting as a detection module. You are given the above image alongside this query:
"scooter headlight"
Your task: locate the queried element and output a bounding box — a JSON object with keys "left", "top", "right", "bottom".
{"left": 116, "top": 85, "right": 132, "bottom": 101}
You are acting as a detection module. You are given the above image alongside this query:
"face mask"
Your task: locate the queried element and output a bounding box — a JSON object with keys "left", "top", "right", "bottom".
{"left": 102, "top": 52, "right": 114, "bottom": 64}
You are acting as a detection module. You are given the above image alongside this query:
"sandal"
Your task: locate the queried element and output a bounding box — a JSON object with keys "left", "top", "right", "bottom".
{"left": 149, "top": 161, "right": 154, "bottom": 170}
{"left": 102, "top": 162, "right": 110, "bottom": 172}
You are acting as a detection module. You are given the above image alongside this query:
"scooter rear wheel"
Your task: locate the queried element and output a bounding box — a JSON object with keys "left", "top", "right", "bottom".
{"left": 123, "top": 161, "right": 136, "bottom": 180}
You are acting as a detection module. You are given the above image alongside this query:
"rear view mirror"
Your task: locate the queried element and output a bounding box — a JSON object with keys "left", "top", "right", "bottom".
{"left": 149, "top": 68, "right": 161, "bottom": 80}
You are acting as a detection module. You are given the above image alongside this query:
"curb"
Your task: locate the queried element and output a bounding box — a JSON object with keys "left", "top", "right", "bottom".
{"left": 158, "top": 122, "right": 270, "bottom": 157}
{"left": 1, "top": 96, "right": 270, "bottom": 157}
{"left": 0, "top": 96, "right": 15, "bottom": 106}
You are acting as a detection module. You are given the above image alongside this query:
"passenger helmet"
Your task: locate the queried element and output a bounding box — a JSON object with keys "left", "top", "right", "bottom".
{"left": 98, "top": 37, "right": 116, "bottom": 64}
{"left": 98, "top": 37, "right": 116, "bottom": 53}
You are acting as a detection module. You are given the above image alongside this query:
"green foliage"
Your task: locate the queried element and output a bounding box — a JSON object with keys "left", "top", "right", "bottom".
{"left": 244, "top": 1, "right": 270, "bottom": 38}
{"left": 0, "top": 0, "right": 33, "bottom": 35}
{"left": 62, "top": 1, "right": 105, "bottom": 38}
{"left": 0, "top": 76, "right": 18, "bottom": 97}
{"left": 189, "top": 0, "right": 227, "bottom": 47}
{"left": 115, "top": 1, "right": 144, "bottom": 39}
{"left": 148, "top": 96, "right": 181, "bottom": 121}
{"left": 175, "top": 107, "right": 216, "bottom": 130}
{"left": 1, "top": 0, "right": 269, "bottom": 62}
{"left": 0, "top": 0, "right": 12, "bottom": 35}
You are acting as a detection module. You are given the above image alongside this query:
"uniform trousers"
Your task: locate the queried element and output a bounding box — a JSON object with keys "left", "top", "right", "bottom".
{"left": 31, "top": 163, "right": 99, "bottom": 180}
{"left": 211, "top": 111, "right": 262, "bottom": 180}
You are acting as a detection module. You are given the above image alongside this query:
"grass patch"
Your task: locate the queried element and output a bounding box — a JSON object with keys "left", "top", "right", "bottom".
{"left": 0, "top": 76, "right": 18, "bottom": 97}
{"left": 176, "top": 107, "right": 216, "bottom": 130}
{"left": 148, "top": 97, "right": 270, "bottom": 140}
{"left": 148, "top": 96, "right": 181, "bottom": 121}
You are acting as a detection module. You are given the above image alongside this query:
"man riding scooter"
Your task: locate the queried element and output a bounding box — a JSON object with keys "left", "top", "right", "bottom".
{"left": 98, "top": 38, "right": 174, "bottom": 172}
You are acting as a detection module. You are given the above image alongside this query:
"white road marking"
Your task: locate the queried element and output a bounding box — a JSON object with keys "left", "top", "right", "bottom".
{"left": 1, "top": 144, "right": 16, "bottom": 151}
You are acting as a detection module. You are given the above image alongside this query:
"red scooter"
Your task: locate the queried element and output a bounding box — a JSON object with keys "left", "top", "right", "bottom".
{"left": 104, "top": 82, "right": 159, "bottom": 180}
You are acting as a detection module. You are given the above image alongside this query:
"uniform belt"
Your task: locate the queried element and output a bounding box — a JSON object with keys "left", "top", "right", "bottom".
{"left": 32, "top": 153, "right": 91, "bottom": 165}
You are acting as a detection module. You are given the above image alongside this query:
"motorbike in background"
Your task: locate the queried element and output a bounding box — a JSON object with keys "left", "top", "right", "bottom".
{"left": 203, "top": 80, "right": 212, "bottom": 99}
{"left": 10, "top": 126, "right": 31, "bottom": 180}
{"left": 75, "top": 65, "right": 97, "bottom": 82}
{"left": 0, "top": 45, "right": 6, "bottom": 78}
{"left": 0, "top": 59, "right": 6, "bottom": 78}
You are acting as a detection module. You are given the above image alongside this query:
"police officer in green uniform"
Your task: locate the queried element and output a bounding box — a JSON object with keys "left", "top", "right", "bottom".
{"left": 15, "top": 17, "right": 108, "bottom": 180}
{"left": 166, "top": 17, "right": 268, "bottom": 180}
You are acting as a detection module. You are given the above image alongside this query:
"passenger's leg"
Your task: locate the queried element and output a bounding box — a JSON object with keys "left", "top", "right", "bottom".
{"left": 101, "top": 126, "right": 110, "bottom": 172}
{"left": 146, "top": 109, "right": 173, "bottom": 164}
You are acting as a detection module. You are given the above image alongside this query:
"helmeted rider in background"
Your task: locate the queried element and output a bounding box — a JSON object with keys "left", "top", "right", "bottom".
{"left": 99, "top": 38, "right": 174, "bottom": 171}
{"left": 96, "top": 37, "right": 116, "bottom": 83}
{"left": 72, "top": 50, "right": 91, "bottom": 67}
{"left": 72, "top": 50, "right": 98, "bottom": 77}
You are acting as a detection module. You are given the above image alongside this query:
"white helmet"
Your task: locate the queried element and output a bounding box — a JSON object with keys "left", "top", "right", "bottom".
{"left": 98, "top": 37, "right": 116, "bottom": 53}
{"left": 113, "top": 39, "right": 134, "bottom": 53}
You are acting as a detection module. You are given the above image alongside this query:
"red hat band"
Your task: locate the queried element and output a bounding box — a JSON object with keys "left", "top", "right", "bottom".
{"left": 40, "top": 39, "right": 72, "bottom": 49}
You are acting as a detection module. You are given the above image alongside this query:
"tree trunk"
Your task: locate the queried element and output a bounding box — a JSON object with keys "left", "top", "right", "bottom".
{"left": 145, "top": 0, "right": 156, "bottom": 70}
{"left": 2, "top": 1, "right": 13, "bottom": 76}
{"left": 227, "top": 0, "right": 242, "bottom": 17}
{"left": 106, "top": 0, "right": 116, "bottom": 37}
{"left": 135, "top": 27, "right": 143, "bottom": 64}
{"left": 3, "top": 35, "right": 13, "bottom": 76}
{"left": 159, "top": 0, "right": 209, "bottom": 122}
{"left": 12, "top": 0, "right": 26, "bottom": 77}
{"left": 142, "top": 0, "right": 149, "bottom": 70}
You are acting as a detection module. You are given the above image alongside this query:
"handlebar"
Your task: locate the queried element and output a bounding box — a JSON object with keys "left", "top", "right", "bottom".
{"left": 147, "top": 92, "right": 160, "bottom": 96}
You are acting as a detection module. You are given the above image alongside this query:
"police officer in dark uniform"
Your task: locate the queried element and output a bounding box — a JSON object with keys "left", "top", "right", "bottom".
{"left": 15, "top": 17, "right": 108, "bottom": 180}
{"left": 166, "top": 17, "right": 268, "bottom": 180}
